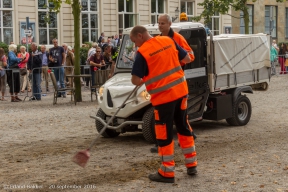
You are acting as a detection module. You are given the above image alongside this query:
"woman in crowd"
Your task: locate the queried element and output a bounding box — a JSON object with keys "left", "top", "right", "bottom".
{"left": 0, "top": 48, "right": 7, "bottom": 101}
{"left": 278, "top": 43, "right": 287, "bottom": 74}
{"left": 285, "top": 44, "right": 288, "bottom": 72}
{"left": 18, "top": 46, "right": 31, "bottom": 93}
{"left": 102, "top": 44, "right": 112, "bottom": 70}
{"left": 7, "top": 44, "right": 25, "bottom": 102}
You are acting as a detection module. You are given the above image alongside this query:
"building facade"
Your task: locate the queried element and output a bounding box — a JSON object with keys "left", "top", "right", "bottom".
{"left": 232, "top": 0, "right": 288, "bottom": 42}
{"left": 0, "top": 0, "right": 231, "bottom": 47}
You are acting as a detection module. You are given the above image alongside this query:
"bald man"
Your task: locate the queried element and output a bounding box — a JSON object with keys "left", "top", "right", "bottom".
{"left": 130, "top": 26, "right": 197, "bottom": 183}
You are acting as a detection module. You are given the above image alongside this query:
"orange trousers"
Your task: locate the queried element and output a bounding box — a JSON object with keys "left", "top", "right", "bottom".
{"left": 154, "top": 96, "right": 197, "bottom": 178}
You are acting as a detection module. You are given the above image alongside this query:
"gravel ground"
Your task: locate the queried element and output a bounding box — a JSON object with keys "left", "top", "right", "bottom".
{"left": 0, "top": 75, "right": 288, "bottom": 192}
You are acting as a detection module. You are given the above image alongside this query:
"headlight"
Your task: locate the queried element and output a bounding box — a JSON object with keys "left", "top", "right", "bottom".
{"left": 98, "top": 86, "right": 104, "bottom": 97}
{"left": 142, "top": 90, "right": 151, "bottom": 100}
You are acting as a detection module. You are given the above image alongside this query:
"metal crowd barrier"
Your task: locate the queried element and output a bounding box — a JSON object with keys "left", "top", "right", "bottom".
{"left": 0, "top": 65, "right": 112, "bottom": 102}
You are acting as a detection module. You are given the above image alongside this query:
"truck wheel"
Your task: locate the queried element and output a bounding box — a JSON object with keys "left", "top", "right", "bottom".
{"left": 142, "top": 107, "right": 157, "bottom": 143}
{"left": 226, "top": 95, "right": 252, "bottom": 126}
{"left": 95, "top": 108, "right": 120, "bottom": 138}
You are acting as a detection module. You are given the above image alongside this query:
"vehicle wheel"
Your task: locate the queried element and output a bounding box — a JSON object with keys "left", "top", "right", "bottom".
{"left": 226, "top": 95, "right": 252, "bottom": 126}
{"left": 95, "top": 108, "right": 120, "bottom": 138}
{"left": 142, "top": 107, "right": 156, "bottom": 143}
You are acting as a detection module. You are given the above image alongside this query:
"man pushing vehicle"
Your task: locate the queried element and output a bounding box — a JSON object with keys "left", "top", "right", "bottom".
{"left": 130, "top": 25, "right": 198, "bottom": 183}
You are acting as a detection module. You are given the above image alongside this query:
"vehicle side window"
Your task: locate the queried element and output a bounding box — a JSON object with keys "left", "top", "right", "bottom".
{"left": 179, "top": 30, "right": 206, "bottom": 70}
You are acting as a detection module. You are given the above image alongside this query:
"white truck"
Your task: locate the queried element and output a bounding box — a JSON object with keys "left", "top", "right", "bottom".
{"left": 91, "top": 22, "right": 271, "bottom": 143}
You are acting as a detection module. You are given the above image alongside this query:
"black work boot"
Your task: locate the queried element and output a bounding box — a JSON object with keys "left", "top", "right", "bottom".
{"left": 148, "top": 172, "right": 174, "bottom": 183}
{"left": 150, "top": 144, "right": 158, "bottom": 153}
{"left": 187, "top": 166, "right": 198, "bottom": 175}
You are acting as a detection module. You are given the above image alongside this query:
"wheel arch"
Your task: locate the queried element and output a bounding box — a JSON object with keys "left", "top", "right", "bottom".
{"left": 226, "top": 86, "right": 253, "bottom": 102}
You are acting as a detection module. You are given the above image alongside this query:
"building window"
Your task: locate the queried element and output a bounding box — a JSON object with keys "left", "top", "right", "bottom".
{"left": 118, "top": 0, "right": 138, "bottom": 37}
{"left": 81, "top": 0, "right": 98, "bottom": 43}
{"left": 38, "top": 0, "right": 58, "bottom": 45}
{"left": 240, "top": 5, "right": 253, "bottom": 34}
{"left": 265, "top": 6, "right": 277, "bottom": 38}
{"left": 151, "top": 0, "right": 165, "bottom": 23}
{"left": 0, "top": 0, "right": 13, "bottom": 44}
{"left": 180, "top": 1, "right": 194, "bottom": 21}
{"left": 207, "top": 13, "right": 220, "bottom": 35}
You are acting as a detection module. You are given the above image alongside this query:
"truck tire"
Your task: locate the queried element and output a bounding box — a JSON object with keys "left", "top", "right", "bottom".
{"left": 142, "top": 107, "right": 157, "bottom": 143}
{"left": 226, "top": 95, "right": 252, "bottom": 126}
{"left": 95, "top": 108, "right": 120, "bottom": 138}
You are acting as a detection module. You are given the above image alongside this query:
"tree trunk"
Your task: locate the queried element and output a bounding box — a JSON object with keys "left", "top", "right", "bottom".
{"left": 243, "top": 4, "right": 249, "bottom": 34}
{"left": 72, "top": 0, "right": 82, "bottom": 102}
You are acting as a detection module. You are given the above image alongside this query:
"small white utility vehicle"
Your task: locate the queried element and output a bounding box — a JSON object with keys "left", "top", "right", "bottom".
{"left": 91, "top": 22, "right": 271, "bottom": 143}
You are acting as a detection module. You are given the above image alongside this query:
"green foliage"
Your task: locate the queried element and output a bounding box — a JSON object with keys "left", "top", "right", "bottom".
{"left": 84, "top": 42, "right": 92, "bottom": 49}
{"left": 0, "top": 42, "right": 8, "bottom": 54}
{"left": 194, "top": 0, "right": 286, "bottom": 34}
{"left": 79, "top": 47, "right": 89, "bottom": 65}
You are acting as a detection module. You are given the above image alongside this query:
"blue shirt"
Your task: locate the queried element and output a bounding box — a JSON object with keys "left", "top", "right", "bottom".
{"left": 131, "top": 41, "right": 187, "bottom": 78}
{"left": 8, "top": 51, "right": 21, "bottom": 68}
{"left": 42, "top": 52, "right": 48, "bottom": 65}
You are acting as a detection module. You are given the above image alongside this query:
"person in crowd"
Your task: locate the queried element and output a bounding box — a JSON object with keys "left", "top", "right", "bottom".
{"left": 40, "top": 45, "right": 50, "bottom": 92}
{"left": 99, "top": 38, "right": 106, "bottom": 49}
{"left": 107, "top": 37, "right": 114, "bottom": 47}
{"left": 0, "top": 48, "right": 7, "bottom": 101}
{"left": 130, "top": 25, "right": 196, "bottom": 183}
{"left": 114, "top": 34, "right": 120, "bottom": 47}
{"left": 62, "top": 43, "right": 69, "bottom": 85}
{"left": 17, "top": 46, "right": 31, "bottom": 93}
{"left": 278, "top": 43, "right": 287, "bottom": 74}
{"left": 7, "top": 44, "right": 25, "bottom": 102}
{"left": 272, "top": 40, "right": 279, "bottom": 52}
{"left": 98, "top": 32, "right": 105, "bottom": 44}
{"left": 87, "top": 43, "right": 97, "bottom": 61}
{"left": 102, "top": 44, "right": 113, "bottom": 70}
{"left": 110, "top": 35, "right": 116, "bottom": 47}
{"left": 27, "top": 42, "right": 42, "bottom": 101}
{"left": 89, "top": 46, "right": 105, "bottom": 87}
{"left": 65, "top": 46, "right": 75, "bottom": 95}
{"left": 49, "top": 38, "right": 66, "bottom": 98}
{"left": 108, "top": 45, "right": 120, "bottom": 78}
{"left": 270, "top": 43, "right": 278, "bottom": 76}
{"left": 85, "top": 43, "right": 98, "bottom": 86}
{"left": 285, "top": 44, "right": 288, "bottom": 72}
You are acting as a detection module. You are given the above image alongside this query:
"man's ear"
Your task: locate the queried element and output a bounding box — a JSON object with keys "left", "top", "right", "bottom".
{"left": 137, "top": 33, "right": 142, "bottom": 39}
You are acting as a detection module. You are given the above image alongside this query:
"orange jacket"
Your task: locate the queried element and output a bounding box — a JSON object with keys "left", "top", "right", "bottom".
{"left": 138, "top": 36, "right": 188, "bottom": 106}
{"left": 172, "top": 32, "right": 195, "bottom": 64}
{"left": 161, "top": 28, "right": 195, "bottom": 65}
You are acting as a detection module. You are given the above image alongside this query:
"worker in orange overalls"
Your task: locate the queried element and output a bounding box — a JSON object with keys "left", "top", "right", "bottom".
{"left": 130, "top": 25, "right": 197, "bottom": 183}
{"left": 150, "top": 13, "right": 197, "bottom": 153}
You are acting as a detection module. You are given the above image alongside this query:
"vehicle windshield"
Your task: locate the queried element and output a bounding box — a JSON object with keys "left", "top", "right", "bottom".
{"left": 117, "top": 34, "right": 137, "bottom": 69}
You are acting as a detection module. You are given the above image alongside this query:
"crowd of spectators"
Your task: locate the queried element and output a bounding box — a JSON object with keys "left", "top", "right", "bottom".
{"left": 0, "top": 33, "right": 120, "bottom": 102}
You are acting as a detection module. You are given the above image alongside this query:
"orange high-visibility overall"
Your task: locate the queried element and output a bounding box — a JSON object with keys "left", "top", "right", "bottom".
{"left": 138, "top": 36, "right": 197, "bottom": 178}
{"left": 166, "top": 28, "right": 196, "bottom": 141}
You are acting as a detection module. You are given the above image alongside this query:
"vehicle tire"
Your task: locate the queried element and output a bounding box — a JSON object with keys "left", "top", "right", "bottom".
{"left": 95, "top": 108, "right": 120, "bottom": 138}
{"left": 226, "top": 95, "right": 252, "bottom": 126}
{"left": 142, "top": 107, "right": 157, "bottom": 143}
